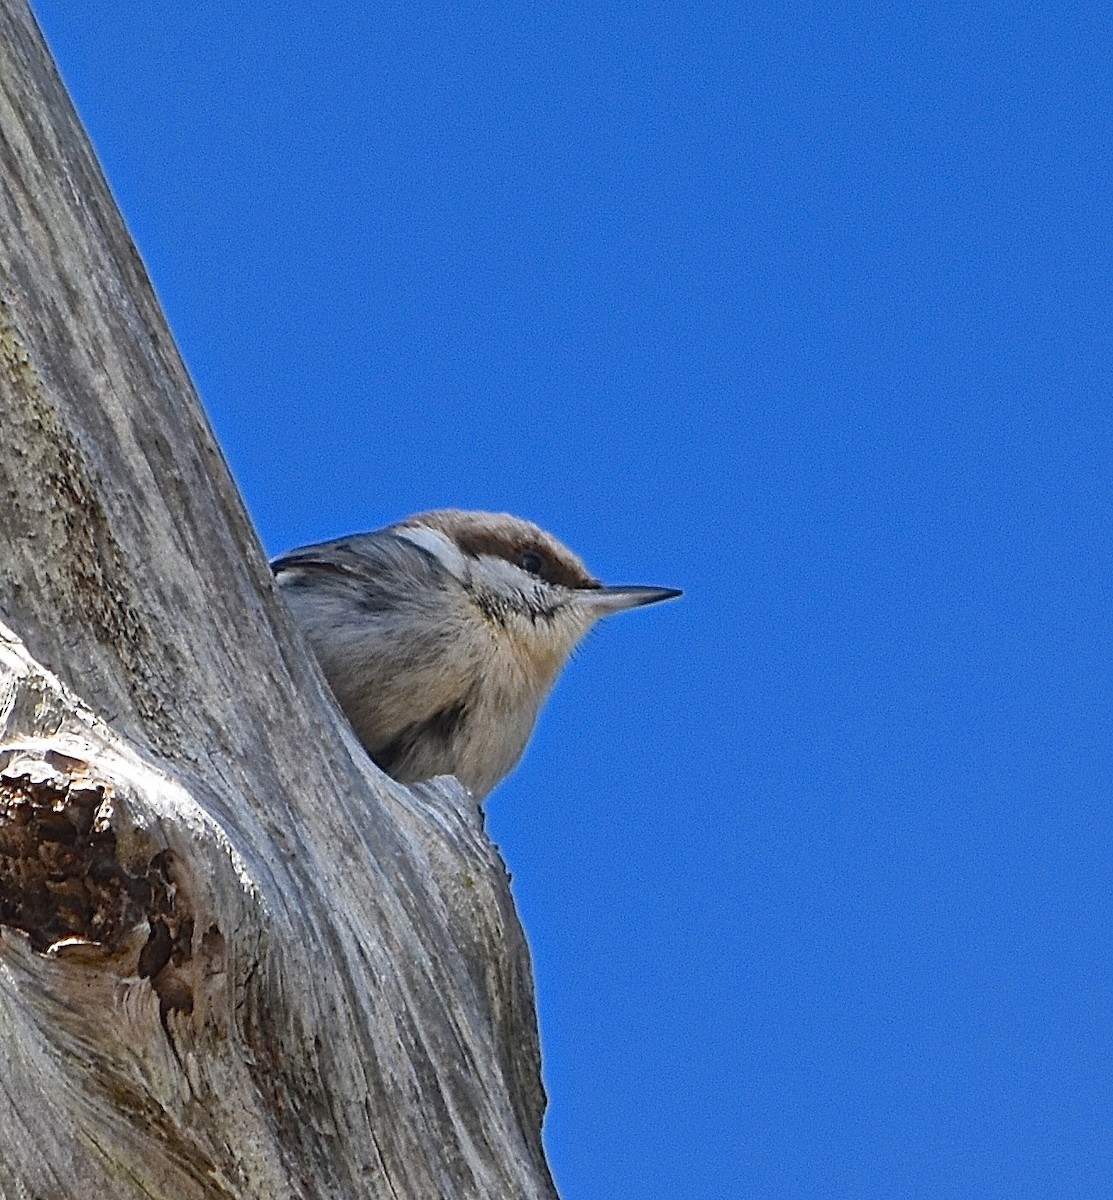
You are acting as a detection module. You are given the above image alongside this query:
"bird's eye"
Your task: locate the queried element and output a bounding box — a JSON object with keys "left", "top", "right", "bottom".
{"left": 518, "top": 551, "right": 544, "bottom": 576}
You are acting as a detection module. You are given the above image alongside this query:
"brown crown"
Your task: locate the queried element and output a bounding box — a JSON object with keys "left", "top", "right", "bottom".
{"left": 397, "top": 509, "right": 600, "bottom": 591}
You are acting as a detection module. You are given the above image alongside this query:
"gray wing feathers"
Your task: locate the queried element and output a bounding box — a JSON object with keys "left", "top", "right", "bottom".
{"left": 271, "top": 530, "right": 447, "bottom": 609}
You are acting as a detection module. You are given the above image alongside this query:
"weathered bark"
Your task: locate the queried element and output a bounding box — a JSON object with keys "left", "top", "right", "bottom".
{"left": 0, "top": 3, "right": 558, "bottom": 1196}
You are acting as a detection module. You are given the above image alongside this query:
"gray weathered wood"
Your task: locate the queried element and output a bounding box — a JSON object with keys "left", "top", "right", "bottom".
{"left": 0, "top": 2, "right": 558, "bottom": 1195}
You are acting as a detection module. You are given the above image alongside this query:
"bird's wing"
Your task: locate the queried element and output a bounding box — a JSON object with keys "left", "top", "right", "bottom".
{"left": 271, "top": 530, "right": 448, "bottom": 592}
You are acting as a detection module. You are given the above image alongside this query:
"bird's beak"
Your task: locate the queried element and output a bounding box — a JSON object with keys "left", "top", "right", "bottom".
{"left": 578, "top": 584, "right": 683, "bottom": 617}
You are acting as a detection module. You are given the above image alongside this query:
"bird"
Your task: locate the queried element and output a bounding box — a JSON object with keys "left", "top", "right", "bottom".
{"left": 272, "top": 508, "right": 680, "bottom": 799}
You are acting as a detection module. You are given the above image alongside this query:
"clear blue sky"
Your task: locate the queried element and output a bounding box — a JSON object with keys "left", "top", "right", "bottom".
{"left": 32, "top": 4, "right": 1113, "bottom": 1197}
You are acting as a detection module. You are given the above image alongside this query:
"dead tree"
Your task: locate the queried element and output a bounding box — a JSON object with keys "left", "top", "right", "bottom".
{"left": 0, "top": 3, "right": 559, "bottom": 1195}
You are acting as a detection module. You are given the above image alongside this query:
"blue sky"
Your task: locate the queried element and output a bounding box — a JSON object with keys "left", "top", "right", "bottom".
{"left": 31, "top": 3, "right": 1113, "bottom": 1197}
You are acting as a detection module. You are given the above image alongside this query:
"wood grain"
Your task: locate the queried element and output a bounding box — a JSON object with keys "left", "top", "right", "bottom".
{"left": 0, "top": 3, "right": 557, "bottom": 1195}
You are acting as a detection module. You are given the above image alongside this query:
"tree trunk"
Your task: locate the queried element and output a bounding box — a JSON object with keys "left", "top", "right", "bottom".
{"left": 0, "top": 3, "right": 558, "bottom": 1196}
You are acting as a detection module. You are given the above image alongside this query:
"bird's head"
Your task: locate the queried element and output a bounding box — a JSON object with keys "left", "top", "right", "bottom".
{"left": 391, "top": 508, "right": 681, "bottom": 682}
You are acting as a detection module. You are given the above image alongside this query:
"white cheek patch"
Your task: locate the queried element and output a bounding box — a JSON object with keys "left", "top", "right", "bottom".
{"left": 471, "top": 553, "right": 534, "bottom": 594}
{"left": 395, "top": 525, "right": 470, "bottom": 580}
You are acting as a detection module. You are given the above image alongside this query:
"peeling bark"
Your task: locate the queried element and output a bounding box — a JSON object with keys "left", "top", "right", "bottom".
{"left": 0, "top": 3, "right": 558, "bottom": 1196}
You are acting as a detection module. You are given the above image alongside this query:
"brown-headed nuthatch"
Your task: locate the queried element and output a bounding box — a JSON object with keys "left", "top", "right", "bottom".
{"left": 272, "top": 509, "right": 680, "bottom": 798}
